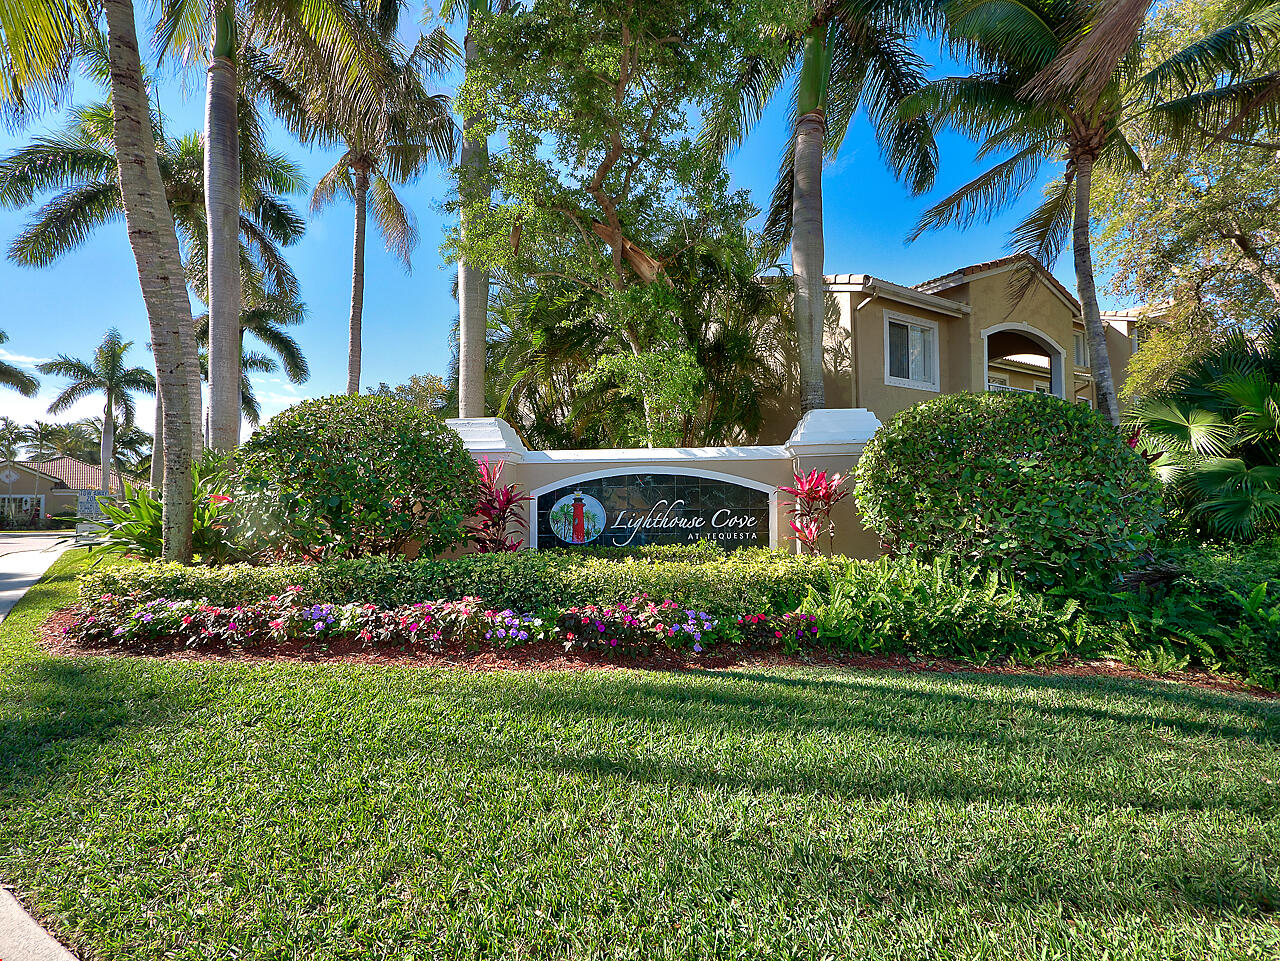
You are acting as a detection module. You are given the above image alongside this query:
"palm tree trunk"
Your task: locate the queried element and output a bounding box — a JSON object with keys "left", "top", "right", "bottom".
{"left": 1072, "top": 155, "right": 1119, "bottom": 426}
{"left": 457, "top": 23, "right": 490, "bottom": 417}
{"left": 101, "top": 393, "right": 115, "bottom": 496}
{"left": 793, "top": 110, "right": 827, "bottom": 415}
{"left": 792, "top": 23, "right": 831, "bottom": 416}
{"left": 101, "top": 0, "right": 194, "bottom": 563}
{"left": 347, "top": 166, "right": 369, "bottom": 395}
{"left": 150, "top": 392, "right": 164, "bottom": 489}
{"left": 206, "top": 2, "right": 242, "bottom": 450}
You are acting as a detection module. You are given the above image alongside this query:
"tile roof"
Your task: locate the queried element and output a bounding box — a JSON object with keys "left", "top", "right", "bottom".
{"left": 1, "top": 460, "right": 69, "bottom": 486}
{"left": 27, "top": 456, "right": 106, "bottom": 491}
{"left": 914, "top": 253, "right": 1080, "bottom": 311}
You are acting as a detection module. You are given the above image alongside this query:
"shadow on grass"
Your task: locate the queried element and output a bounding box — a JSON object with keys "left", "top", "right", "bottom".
{"left": 0, "top": 657, "right": 174, "bottom": 797}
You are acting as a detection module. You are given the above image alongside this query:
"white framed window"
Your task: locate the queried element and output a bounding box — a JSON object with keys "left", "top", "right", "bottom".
{"left": 1073, "top": 332, "right": 1089, "bottom": 367}
{"left": 884, "top": 310, "right": 940, "bottom": 391}
{"left": 1131, "top": 325, "right": 1146, "bottom": 354}
{"left": 1077, "top": 395, "right": 1094, "bottom": 408}
{"left": 987, "top": 373, "right": 1009, "bottom": 389}
{"left": 1034, "top": 380, "right": 1051, "bottom": 395}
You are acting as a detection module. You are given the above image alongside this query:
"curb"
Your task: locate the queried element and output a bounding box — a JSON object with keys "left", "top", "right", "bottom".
{"left": 0, "top": 888, "right": 79, "bottom": 961}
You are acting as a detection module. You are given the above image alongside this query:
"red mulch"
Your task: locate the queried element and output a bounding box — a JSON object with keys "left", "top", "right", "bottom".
{"left": 38, "top": 608, "right": 1278, "bottom": 700}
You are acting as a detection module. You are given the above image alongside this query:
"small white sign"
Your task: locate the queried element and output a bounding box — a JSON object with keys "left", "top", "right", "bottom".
{"left": 0, "top": 468, "right": 19, "bottom": 485}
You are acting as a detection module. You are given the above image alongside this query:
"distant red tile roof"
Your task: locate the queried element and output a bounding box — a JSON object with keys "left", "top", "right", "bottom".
{"left": 28, "top": 456, "right": 106, "bottom": 491}
{"left": 915, "top": 253, "right": 1080, "bottom": 311}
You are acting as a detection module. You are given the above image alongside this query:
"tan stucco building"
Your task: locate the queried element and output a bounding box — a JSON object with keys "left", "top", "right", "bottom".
{"left": 761, "top": 254, "right": 1146, "bottom": 442}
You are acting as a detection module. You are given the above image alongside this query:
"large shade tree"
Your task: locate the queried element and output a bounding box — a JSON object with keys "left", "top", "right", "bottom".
{"left": 37, "top": 328, "right": 155, "bottom": 495}
{"left": 701, "top": 0, "right": 939, "bottom": 414}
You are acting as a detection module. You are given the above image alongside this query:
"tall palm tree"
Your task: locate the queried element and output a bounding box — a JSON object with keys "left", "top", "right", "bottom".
{"left": 905, "top": 0, "right": 1263, "bottom": 427}
{"left": 156, "top": 0, "right": 407, "bottom": 448}
{"left": 701, "top": 0, "right": 938, "bottom": 414}
{"left": 38, "top": 329, "right": 155, "bottom": 495}
{"left": 441, "top": 0, "right": 518, "bottom": 417}
{"left": 0, "top": 417, "right": 20, "bottom": 461}
{"left": 101, "top": 0, "right": 196, "bottom": 558}
{"left": 1, "top": 0, "right": 198, "bottom": 560}
{"left": 0, "top": 329, "right": 38, "bottom": 395}
{"left": 301, "top": 18, "right": 456, "bottom": 394}
{"left": 75, "top": 416, "right": 152, "bottom": 493}
{"left": 19, "top": 420, "right": 59, "bottom": 460}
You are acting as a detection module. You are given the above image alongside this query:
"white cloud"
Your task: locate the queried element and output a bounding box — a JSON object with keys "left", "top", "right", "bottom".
{"left": 0, "top": 346, "right": 50, "bottom": 368}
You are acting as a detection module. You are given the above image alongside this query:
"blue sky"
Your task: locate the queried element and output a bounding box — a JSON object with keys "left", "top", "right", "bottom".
{"left": 0, "top": 30, "right": 1114, "bottom": 434}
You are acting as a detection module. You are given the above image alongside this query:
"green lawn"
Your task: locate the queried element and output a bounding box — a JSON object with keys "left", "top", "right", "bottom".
{"left": 2, "top": 552, "right": 1279, "bottom": 960}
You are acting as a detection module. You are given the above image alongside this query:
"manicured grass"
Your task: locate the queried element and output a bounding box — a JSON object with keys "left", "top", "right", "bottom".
{"left": 2, "top": 552, "right": 1278, "bottom": 960}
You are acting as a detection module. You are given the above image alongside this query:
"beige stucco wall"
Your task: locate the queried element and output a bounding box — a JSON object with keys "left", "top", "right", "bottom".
{"left": 0, "top": 463, "right": 78, "bottom": 517}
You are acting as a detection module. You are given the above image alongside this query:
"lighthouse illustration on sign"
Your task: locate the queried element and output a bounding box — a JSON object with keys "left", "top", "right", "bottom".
{"left": 549, "top": 491, "right": 605, "bottom": 545}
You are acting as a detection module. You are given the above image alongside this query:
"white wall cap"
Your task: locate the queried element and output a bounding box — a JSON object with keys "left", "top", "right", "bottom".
{"left": 522, "top": 444, "right": 790, "bottom": 464}
{"left": 445, "top": 417, "right": 530, "bottom": 462}
{"left": 785, "top": 408, "right": 881, "bottom": 455}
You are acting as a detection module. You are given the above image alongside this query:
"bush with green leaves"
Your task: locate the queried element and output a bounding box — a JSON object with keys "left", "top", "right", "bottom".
{"left": 797, "top": 557, "right": 1089, "bottom": 664}
{"left": 80, "top": 548, "right": 837, "bottom": 616}
{"left": 233, "top": 395, "right": 479, "bottom": 560}
{"left": 1128, "top": 323, "right": 1280, "bottom": 541}
{"left": 1077, "top": 537, "right": 1280, "bottom": 689}
{"left": 855, "top": 392, "right": 1164, "bottom": 587}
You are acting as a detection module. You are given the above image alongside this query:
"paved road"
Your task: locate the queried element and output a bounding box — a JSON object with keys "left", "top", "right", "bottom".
{"left": 0, "top": 532, "right": 73, "bottom": 625}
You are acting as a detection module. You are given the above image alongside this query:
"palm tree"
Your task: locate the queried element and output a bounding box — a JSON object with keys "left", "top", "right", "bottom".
{"left": 19, "top": 420, "right": 59, "bottom": 460}
{"left": 0, "top": 417, "right": 20, "bottom": 461}
{"left": 905, "top": 0, "right": 1266, "bottom": 427}
{"left": 38, "top": 329, "right": 156, "bottom": 495}
{"left": 0, "top": 329, "right": 38, "bottom": 395}
{"left": 156, "top": 0, "right": 408, "bottom": 447}
{"left": 441, "top": 0, "right": 520, "bottom": 417}
{"left": 701, "top": 1, "right": 938, "bottom": 414}
{"left": 301, "top": 19, "right": 457, "bottom": 394}
{"left": 75, "top": 416, "right": 152, "bottom": 493}
{"left": 0, "top": 101, "right": 306, "bottom": 308}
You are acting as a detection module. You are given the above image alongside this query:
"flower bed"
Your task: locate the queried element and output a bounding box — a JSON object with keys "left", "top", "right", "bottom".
{"left": 61, "top": 587, "right": 819, "bottom": 658}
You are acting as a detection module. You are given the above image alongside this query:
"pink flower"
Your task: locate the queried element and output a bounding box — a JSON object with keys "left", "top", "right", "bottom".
{"left": 182, "top": 616, "right": 193, "bottom": 625}
{"left": 209, "top": 494, "right": 233, "bottom": 505}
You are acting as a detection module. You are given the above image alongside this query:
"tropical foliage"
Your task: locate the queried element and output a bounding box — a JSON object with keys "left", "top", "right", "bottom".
{"left": 0, "top": 328, "right": 38, "bottom": 395}
{"left": 1129, "top": 322, "right": 1280, "bottom": 540}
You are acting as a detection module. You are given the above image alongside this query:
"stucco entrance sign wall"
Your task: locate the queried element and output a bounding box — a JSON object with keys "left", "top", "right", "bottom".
{"left": 535, "top": 472, "right": 771, "bottom": 550}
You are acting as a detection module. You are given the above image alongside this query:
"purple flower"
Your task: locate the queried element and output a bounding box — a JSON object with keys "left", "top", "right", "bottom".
{"left": 693, "top": 643, "right": 702, "bottom": 653}
{"left": 141, "top": 613, "right": 153, "bottom": 622}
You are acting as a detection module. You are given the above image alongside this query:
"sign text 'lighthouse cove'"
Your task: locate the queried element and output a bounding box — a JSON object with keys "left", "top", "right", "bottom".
{"left": 534, "top": 473, "right": 770, "bottom": 550}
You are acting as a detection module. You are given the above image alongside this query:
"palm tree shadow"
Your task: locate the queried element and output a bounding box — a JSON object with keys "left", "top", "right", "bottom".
{"left": 0, "top": 658, "right": 172, "bottom": 798}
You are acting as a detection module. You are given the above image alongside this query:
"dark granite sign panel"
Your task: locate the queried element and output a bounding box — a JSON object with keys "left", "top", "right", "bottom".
{"left": 535, "top": 472, "right": 771, "bottom": 550}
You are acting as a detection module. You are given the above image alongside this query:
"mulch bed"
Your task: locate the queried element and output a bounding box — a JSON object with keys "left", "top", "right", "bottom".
{"left": 38, "top": 607, "right": 1278, "bottom": 700}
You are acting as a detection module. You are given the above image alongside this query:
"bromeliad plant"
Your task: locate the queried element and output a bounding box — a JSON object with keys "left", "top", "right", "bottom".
{"left": 468, "top": 456, "right": 533, "bottom": 552}
{"left": 780, "top": 468, "right": 849, "bottom": 554}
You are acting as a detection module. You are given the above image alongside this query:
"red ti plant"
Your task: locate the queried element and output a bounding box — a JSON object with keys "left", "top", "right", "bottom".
{"left": 468, "top": 457, "right": 533, "bottom": 552}
{"left": 779, "top": 468, "right": 849, "bottom": 555}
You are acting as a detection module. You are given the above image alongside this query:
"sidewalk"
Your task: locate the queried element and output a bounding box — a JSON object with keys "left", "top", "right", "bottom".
{"left": 0, "top": 535, "right": 80, "bottom": 958}
{"left": 0, "top": 532, "right": 72, "bottom": 625}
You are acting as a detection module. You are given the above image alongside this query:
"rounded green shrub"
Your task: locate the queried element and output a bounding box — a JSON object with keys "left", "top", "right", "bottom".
{"left": 233, "top": 394, "right": 479, "bottom": 560}
{"left": 854, "top": 392, "right": 1163, "bottom": 586}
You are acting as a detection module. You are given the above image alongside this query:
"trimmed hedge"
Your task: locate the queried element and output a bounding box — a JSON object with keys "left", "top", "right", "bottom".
{"left": 80, "top": 548, "right": 837, "bottom": 617}
{"left": 855, "top": 392, "right": 1164, "bottom": 587}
